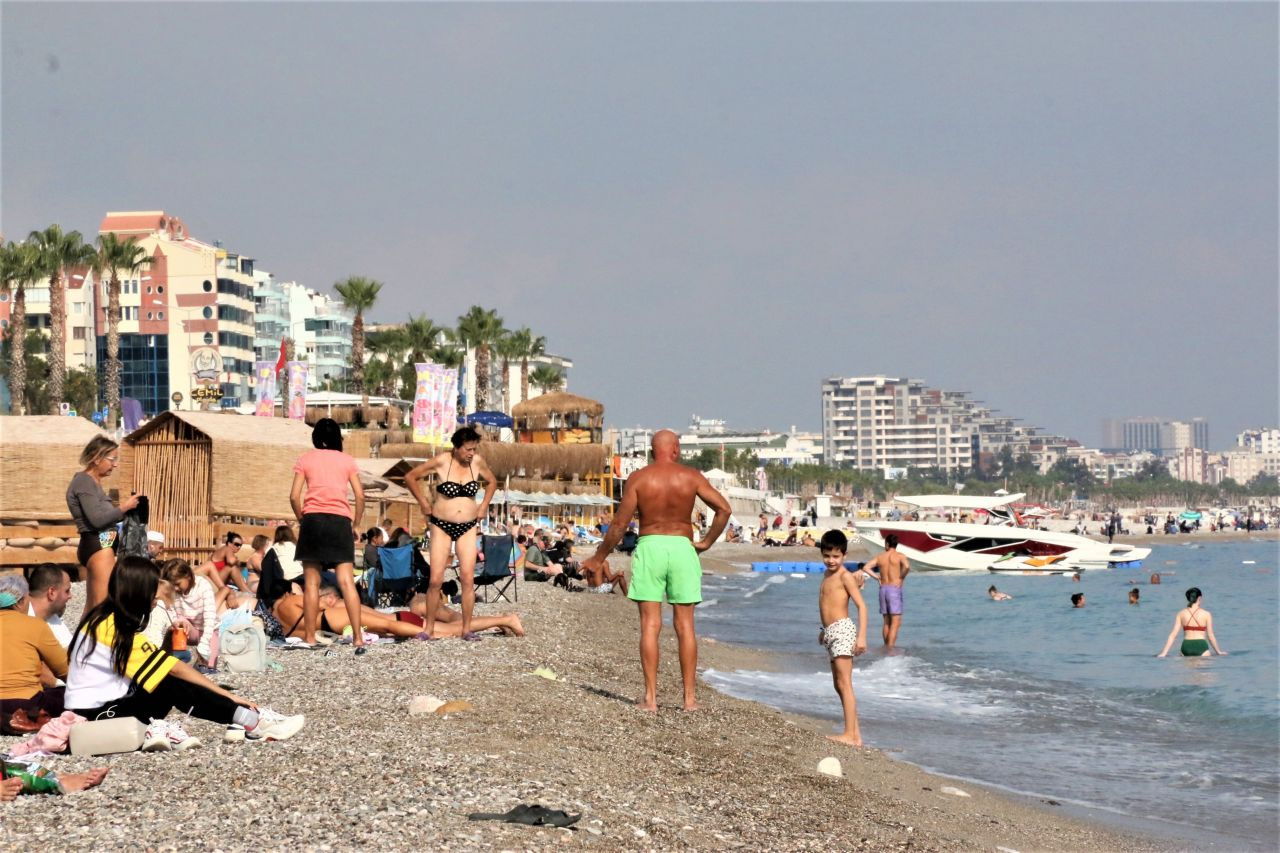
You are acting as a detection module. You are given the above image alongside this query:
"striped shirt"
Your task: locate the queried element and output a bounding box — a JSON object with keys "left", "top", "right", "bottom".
{"left": 65, "top": 614, "right": 178, "bottom": 710}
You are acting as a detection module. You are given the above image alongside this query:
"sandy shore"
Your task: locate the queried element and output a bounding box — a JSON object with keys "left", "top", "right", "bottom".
{"left": 0, "top": 573, "right": 1168, "bottom": 852}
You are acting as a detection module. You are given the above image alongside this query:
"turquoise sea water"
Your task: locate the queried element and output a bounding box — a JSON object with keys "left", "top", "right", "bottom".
{"left": 699, "top": 540, "right": 1280, "bottom": 849}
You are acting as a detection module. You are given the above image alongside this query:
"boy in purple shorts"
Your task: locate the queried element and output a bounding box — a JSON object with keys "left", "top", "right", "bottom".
{"left": 859, "top": 533, "right": 910, "bottom": 650}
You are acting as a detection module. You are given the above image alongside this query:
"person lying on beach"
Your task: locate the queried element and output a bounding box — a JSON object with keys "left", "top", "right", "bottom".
{"left": 817, "top": 530, "right": 867, "bottom": 747}
{"left": 0, "top": 766, "right": 109, "bottom": 799}
{"left": 987, "top": 585, "right": 1012, "bottom": 601}
{"left": 274, "top": 588, "right": 525, "bottom": 641}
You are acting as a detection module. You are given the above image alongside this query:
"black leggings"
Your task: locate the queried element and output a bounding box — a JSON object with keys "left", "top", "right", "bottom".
{"left": 72, "top": 673, "right": 239, "bottom": 725}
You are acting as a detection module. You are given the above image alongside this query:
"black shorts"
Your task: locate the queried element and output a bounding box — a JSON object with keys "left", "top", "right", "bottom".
{"left": 77, "top": 528, "right": 119, "bottom": 566}
{"left": 296, "top": 513, "right": 355, "bottom": 568}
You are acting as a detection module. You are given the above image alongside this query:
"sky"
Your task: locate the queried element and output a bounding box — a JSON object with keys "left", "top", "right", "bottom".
{"left": 3, "top": 3, "right": 1276, "bottom": 448}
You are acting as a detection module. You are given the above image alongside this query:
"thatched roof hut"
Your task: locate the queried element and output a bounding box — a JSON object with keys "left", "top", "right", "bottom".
{"left": 125, "top": 411, "right": 315, "bottom": 521}
{"left": 0, "top": 416, "right": 111, "bottom": 520}
{"left": 375, "top": 440, "right": 610, "bottom": 496}
{"left": 512, "top": 392, "right": 604, "bottom": 431}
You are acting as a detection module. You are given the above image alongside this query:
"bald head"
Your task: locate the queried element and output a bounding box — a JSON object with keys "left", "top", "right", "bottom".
{"left": 651, "top": 429, "right": 679, "bottom": 461}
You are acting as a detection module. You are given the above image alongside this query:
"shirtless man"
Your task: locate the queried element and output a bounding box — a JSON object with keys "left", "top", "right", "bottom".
{"left": 273, "top": 587, "right": 524, "bottom": 642}
{"left": 860, "top": 533, "right": 910, "bottom": 649}
{"left": 582, "top": 429, "right": 731, "bottom": 712}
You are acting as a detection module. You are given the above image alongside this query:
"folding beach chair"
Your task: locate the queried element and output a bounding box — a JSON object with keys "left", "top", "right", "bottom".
{"left": 365, "top": 543, "right": 417, "bottom": 608}
{"left": 474, "top": 533, "right": 517, "bottom": 604}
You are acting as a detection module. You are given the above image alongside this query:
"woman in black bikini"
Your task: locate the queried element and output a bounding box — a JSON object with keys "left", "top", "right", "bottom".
{"left": 405, "top": 427, "right": 497, "bottom": 641}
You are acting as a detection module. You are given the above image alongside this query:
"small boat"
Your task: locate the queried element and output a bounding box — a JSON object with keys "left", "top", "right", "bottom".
{"left": 988, "top": 554, "right": 1081, "bottom": 576}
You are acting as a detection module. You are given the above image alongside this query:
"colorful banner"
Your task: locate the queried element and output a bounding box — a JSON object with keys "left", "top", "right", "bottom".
{"left": 412, "top": 363, "right": 433, "bottom": 444}
{"left": 411, "top": 364, "right": 458, "bottom": 445}
{"left": 254, "top": 362, "right": 277, "bottom": 417}
{"left": 286, "top": 361, "right": 309, "bottom": 421}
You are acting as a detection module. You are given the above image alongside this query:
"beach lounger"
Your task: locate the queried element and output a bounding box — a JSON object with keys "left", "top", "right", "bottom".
{"left": 474, "top": 533, "right": 517, "bottom": 604}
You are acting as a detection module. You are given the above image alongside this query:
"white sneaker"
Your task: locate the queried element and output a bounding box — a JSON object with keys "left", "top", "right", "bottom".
{"left": 245, "top": 708, "right": 304, "bottom": 742}
{"left": 142, "top": 718, "right": 202, "bottom": 751}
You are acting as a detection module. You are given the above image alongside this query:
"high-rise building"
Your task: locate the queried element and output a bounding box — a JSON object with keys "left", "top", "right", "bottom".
{"left": 253, "top": 274, "right": 354, "bottom": 389}
{"left": 96, "top": 211, "right": 257, "bottom": 415}
{"left": 1103, "top": 417, "right": 1209, "bottom": 455}
{"left": 821, "top": 376, "right": 975, "bottom": 473}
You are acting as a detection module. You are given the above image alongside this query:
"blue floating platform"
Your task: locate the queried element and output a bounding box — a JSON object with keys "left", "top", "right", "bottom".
{"left": 751, "top": 561, "right": 825, "bottom": 573}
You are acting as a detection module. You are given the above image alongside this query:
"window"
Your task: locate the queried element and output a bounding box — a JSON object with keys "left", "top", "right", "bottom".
{"left": 0, "top": 292, "right": 8, "bottom": 302}
{"left": 73, "top": 327, "right": 86, "bottom": 340}
{"left": 203, "top": 280, "right": 213, "bottom": 292}
{"left": 203, "top": 332, "right": 214, "bottom": 345}
{"left": 157, "top": 285, "right": 164, "bottom": 293}
{"left": 202, "top": 306, "right": 213, "bottom": 319}
{"left": 157, "top": 312, "right": 164, "bottom": 320}
{"left": 146, "top": 312, "right": 154, "bottom": 321}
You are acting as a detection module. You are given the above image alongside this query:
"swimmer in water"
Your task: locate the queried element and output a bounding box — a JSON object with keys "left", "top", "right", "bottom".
{"left": 1157, "top": 587, "right": 1226, "bottom": 658}
{"left": 988, "top": 585, "right": 1012, "bottom": 601}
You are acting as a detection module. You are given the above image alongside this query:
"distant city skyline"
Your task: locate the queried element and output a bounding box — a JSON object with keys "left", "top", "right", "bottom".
{"left": 3, "top": 4, "right": 1275, "bottom": 446}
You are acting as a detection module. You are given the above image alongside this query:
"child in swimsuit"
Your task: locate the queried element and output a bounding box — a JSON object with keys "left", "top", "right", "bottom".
{"left": 1157, "top": 587, "right": 1227, "bottom": 658}
{"left": 817, "top": 531, "right": 868, "bottom": 747}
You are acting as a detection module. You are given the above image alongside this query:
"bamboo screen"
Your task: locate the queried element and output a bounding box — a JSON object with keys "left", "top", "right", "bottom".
{"left": 132, "top": 416, "right": 215, "bottom": 561}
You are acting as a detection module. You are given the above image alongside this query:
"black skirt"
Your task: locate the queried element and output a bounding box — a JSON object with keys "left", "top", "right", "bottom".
{"left": 296, "top": 513, "right": 355, "bottom": 567}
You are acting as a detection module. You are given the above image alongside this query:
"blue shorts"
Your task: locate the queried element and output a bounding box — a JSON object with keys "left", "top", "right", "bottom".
{"left": 879, "top": 583, "right": 903, "bottom": 616}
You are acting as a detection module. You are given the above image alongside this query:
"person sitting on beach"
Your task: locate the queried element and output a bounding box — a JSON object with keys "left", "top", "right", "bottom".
{"left": 522, "top": 537, "right": 563, "bottom": 582}
{"left": 816, "top": 530, "right": 868, "bottom": 746}
{"left": 1157, "top": 587, "right": 1226, "bottom": 658}
{"left": 195, "top": 532, "right": 248, "bottom": 599}
{"left": 1071, "top": 593, "right": 1086, "bottom": 608}
{"left": 274, "top": 587, "right": 525, "bottom": 641}
{"left": 362, "top": 527, "right": 386, "bottom": 572}
{"left": 142, "top": 577, "right": 194, "bottom": 663}
{"left": 0, "top": 575, "right": 68, "bottom": 733}
{"left": 243, "top": 534, "right": 271, "bottom": 593}
{"left": 161, "top": 559, "right": 219, "bottom": 666}
{"left": 65, "top": 556, "right": 305, "bottom": 744}
{"left": 146, "top": 530, "right": 166, "bottom": 560}
{"left": 782, "top": 529, "right": 799, "bottom": 546}
{"left": 987, "top": 585, "right": 1012, "bottom": 601}
{"left": 1129, "top": 588, "right": 1140, "bottom": 605}
{"left": 26, "top": 564, "right": 74, "bottom": 648}
{"left": 268, "top": 524, "right": 306, "bottom": 594}
{"left": 582, "top": 557, "right": 629, "bottom": 596}
{"left": 800, "top": 531, "right": 816, "bottom": 547}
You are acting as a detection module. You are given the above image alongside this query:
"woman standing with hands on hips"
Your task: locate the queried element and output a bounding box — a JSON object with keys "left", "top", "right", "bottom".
{"left": 406, "top": 426, "right": 496, "bottom": 641}
{"left": 289, "top": 419, "right": 366, "bottom": 654}
{"left": 67, "top": 436, "right": 142, "bottom": 612}
{"left": 1158, "top": 587, "right": 1227, "bottom": 657}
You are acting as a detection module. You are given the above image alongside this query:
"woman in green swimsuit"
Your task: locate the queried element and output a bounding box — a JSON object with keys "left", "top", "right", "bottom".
{"left": 1157, "top": 587, "right": 1226, "bottom": 658}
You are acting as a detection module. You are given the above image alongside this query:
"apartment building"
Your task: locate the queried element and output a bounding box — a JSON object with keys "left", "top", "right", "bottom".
{"left": 253, "top": 274, "right": 354, "bottom": 389}
{"left": 96, "top": 211, "right": 257, "bottom": 414}
{"left": 821, "top": 376, "right": 975, "bottom": 473}
{"left": 1102, "top": 417, "right": 1209, "bottom": 455}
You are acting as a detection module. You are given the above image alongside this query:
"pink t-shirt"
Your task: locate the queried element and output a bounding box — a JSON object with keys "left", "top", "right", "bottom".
{"left": 293, "top": 449, "right": 358, "bottom": 518}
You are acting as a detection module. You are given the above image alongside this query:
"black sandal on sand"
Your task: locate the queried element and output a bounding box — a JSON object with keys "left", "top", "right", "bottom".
{"left": 462, "top": 632, "right": 482, "bottom": 642}
{"left": 467, "top": 804, "right": 580, "bottom": 828}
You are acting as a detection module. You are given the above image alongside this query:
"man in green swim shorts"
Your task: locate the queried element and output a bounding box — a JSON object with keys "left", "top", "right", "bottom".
{"left": 582, "top": 430, "right": 731, "bottom": 712}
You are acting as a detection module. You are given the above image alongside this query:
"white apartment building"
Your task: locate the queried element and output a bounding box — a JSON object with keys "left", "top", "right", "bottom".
{"left": 821, "top": 376, "right": 974, "bottom": 473}
{"left": 1237, "top": 428, "right": 1280, "bottom": 454}
{"left": 253, "top": 273, "right": 354, "bottom": 390}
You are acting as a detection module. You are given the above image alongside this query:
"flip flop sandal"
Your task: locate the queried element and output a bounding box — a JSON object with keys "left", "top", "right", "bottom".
{"left": 414, "top": 632, "right": 441, "bottom": 642}
{"left": 354, "top": 646, "right": 368, "bottom": 656}
{"left": 467, "top": 804, "right": 581, "bottom": 828}
{"left": 461, "top": 632, "right": 483, "bottom": 642}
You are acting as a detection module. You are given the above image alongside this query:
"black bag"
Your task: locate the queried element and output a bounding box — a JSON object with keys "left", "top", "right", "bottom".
{"left": 119, "top": 496, "right": 150, "bottom": 560}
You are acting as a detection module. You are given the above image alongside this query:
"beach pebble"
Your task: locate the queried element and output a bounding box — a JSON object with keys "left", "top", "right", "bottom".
{"left": 940, "top": 785, "right": 970, "bottom": 798}
{"left": 408, "top": 695, "right": 445, "bottom": 715}
{"left": 436, "top": 700, "right": 474, "bottom": 716}
{"left": 816, "top": 757, "right": 843, "bottom": 777}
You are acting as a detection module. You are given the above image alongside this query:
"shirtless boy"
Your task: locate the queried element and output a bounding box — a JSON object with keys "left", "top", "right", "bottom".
{"left": 861, "top": 533, "right": 910, "bottom": 649}
{"left": 817, "top": 530, "right": 868, "bottom": 746}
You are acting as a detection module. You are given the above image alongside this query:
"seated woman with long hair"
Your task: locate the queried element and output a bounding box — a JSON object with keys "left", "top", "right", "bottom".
{"left": 64, "top": 557, "right": 305, "bottom": 743}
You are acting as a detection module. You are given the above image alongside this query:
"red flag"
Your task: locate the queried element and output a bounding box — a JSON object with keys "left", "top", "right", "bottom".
{"left": 275, "top": 339, "right": 288, "bottom": 375}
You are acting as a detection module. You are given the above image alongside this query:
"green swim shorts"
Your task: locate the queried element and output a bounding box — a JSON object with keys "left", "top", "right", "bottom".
{"left": 1180, "top": 638, "right": 1210, "bottom": 657}
{"left": 628, "top": 535, "right": 702, "bottom": 604}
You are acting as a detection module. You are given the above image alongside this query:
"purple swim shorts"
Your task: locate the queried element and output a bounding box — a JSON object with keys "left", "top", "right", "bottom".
{"left": 879, "top": 583, "right": 903, "bottom": 616}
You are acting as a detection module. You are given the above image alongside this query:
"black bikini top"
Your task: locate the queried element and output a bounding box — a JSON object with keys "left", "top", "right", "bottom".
{"left": 436, "top": 457, "right": 481, "bottom": 499}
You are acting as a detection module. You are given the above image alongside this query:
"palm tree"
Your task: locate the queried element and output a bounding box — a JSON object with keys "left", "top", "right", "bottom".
{"left": 1, "top": 241, "right": 49, "bottom": 414}
{"left": 494, "top": 330, "right": 524, "bottom": 413}
{"left": 29, "top": 225, "right": 95, "bottom": 414}
{"left": 94, "top": 233, "right": 149, "bottom": 427}
{"left": 529, "top": 364, "right": 565, "bottom": 395}
{"left": 333, "top": 276, "right": 383, "bottom": 410}
{"left": 510, "top": 328, "right": 546, "bottom": 404}
{"left": 454, "top": 306, "right": 504, "bottom": 411}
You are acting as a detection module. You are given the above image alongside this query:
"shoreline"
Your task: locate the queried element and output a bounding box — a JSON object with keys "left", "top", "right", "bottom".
{"left": 3, "top": 577, "right": 1167, "bottom": 851}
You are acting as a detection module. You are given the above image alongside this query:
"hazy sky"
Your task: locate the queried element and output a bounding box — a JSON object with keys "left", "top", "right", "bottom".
{"left": 4, "top": 3, "right": 1276, "bottom": 448}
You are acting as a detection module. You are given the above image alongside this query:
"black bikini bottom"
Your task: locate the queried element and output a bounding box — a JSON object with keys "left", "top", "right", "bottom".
{"left": 430, "top": 515, "right": 478, "bottom": 541}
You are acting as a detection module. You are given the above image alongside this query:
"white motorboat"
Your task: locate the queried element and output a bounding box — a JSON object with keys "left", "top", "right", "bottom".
{"left": 853, "top": 493, "right": 1151, "bottom": 572}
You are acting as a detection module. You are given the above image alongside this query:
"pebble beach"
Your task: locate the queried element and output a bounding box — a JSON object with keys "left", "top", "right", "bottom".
{"left": 1, "top": 571, "right": 1165, "bottom": 852}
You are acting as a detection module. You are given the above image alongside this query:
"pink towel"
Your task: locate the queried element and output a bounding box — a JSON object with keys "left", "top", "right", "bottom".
{"left": 8, "top": 711, "right": 86, "bottom": 756}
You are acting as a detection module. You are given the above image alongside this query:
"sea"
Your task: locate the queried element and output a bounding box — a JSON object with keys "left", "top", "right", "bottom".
{"left": 697, "top": 539, "right": 1280, "bottom": 850}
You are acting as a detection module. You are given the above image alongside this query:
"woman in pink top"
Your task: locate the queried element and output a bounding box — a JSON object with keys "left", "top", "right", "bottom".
{"left": 288, "top": 419, "right": 366, "bottom": 653}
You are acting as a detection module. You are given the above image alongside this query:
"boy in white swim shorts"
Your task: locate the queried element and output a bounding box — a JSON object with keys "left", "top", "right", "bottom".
{"left": 817, "top": 530, "right": 868, "bottom": 746}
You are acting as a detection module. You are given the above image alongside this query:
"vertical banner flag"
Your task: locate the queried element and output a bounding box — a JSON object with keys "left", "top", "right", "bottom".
{"left": 441, "top": 366, "right": 459, "bottom": 439}
{"left": 412, "top": 363, "right": 432, "bottom": 444}
{"left": 254, "top": 362, "right": 277, "bottom": 417}
{"left": 428, "top": 364, "right": 444, "bottom": 445}
{"left": 286, "top": 361, "right": 309, "bottom": 421}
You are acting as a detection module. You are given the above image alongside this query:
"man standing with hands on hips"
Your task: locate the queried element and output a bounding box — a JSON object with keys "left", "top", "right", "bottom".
{"left": 582, "top": 430, "right": 731, "bottom": 712}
